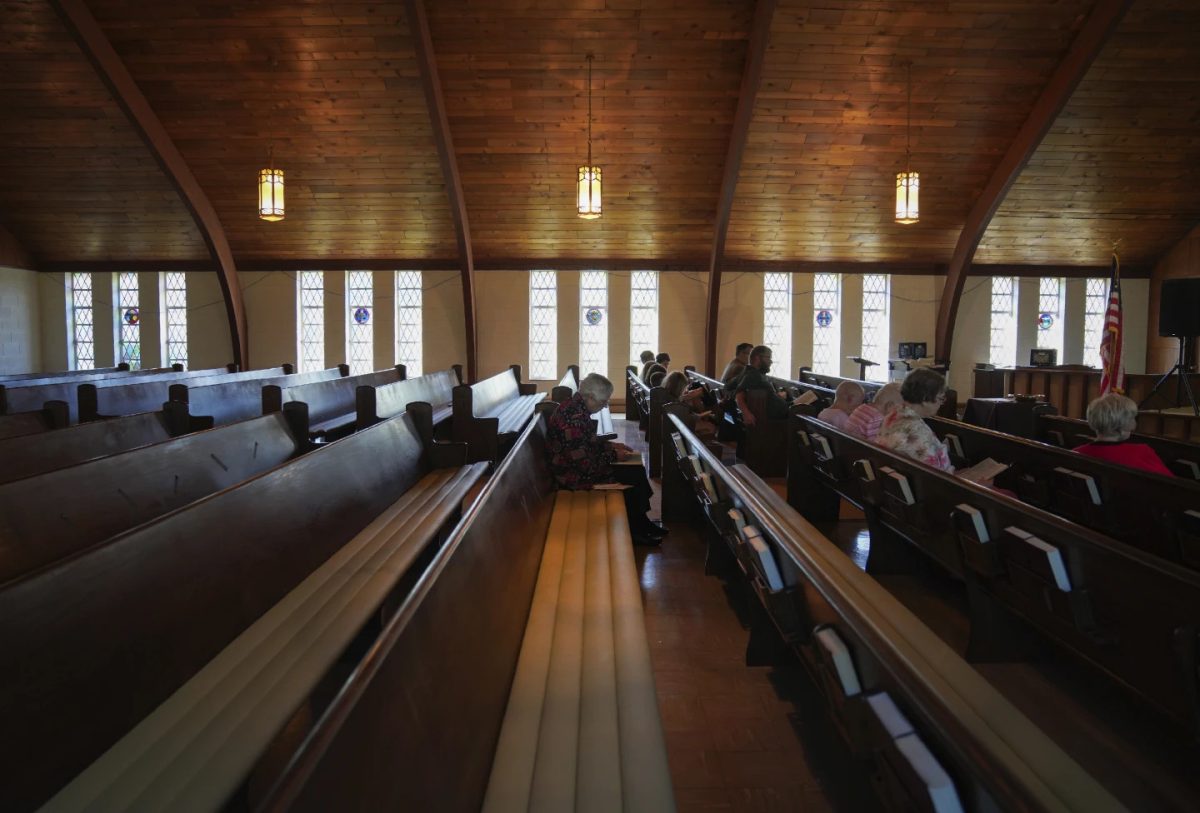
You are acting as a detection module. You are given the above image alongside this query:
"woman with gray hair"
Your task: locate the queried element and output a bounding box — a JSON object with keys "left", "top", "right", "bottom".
{"left": 546, "top": 372, "right": 668, "bottom": 544}
{"left": 1074, "top": 393, "right": 1173, "bottom": 476}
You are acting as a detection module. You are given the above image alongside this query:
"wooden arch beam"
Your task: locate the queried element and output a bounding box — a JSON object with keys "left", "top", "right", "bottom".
{"left": 0, "top": 222, "right": 36, "bottom": 271}
{"left": 934, "top": 0, "right": 1133, "bottom": 366}
{"left": 703, "top": 0, "right": 776, "bottom": 376}
{"left": 51, "top": 0, "right": 248, "bottom": 369}
{"left": 405, "top": 0, "right": 478, "bottom": 384}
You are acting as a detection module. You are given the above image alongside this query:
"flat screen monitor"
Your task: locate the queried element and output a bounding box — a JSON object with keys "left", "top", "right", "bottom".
{"left": 897, "top": 342, "right": 927, "bottom": 360}
{"left": 1030, "top": 348, "right": 1057, "bottom": 367}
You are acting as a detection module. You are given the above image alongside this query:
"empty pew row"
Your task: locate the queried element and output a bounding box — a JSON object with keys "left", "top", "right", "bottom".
{"left": 549, "top": 364, "right": 615, "bottom": 438}
{"left": 240, "top": 410, "right": 672, "bottom": 811}
{"left": 265, "top": 365, "right": 406, "bottom": 442}
{"left": 0, "top": 362, "right": 132, "bottom": 383}
{"left": 80, "top": 364, "right": 301, "bottom": 423}
{"left": 1036, "top": 413, "right": 1200, "bottom": 479}
{"left": 0, "top": 363, "right": 184, "bottom": 388}
{"left": 788, "top": 412, "right": 1200, "bottom": 735}
{"left": 1134, "top": 409, "right": 1200, "bottom": 442}
{"left": 0, "top": 409, "right": 173, "bottom": 485}
{"left": 924, "top": 415, "right": 1200, "bottom": 568}
{"left": 0, "top": 399, "right": 68, "bottom": 441}
{"left": 0, "top": 408, "right": 309, "bottom": 585}
{"left": 163, "top": 364, "right": 349, "bottom": 433}
{"left": 660, "top": 405, "right": 1120, "bottom": 811}
{"left": 0, "top": 363, "right": 234, "bottom": 423}
{"left": 0, "top": 410, "right": 483, "bottom": 811}
{"left": 450, "top": 365, "right": 544, "bottom": 463}
{"left": 356, "top": 365, "right": 462, "bottom": 431}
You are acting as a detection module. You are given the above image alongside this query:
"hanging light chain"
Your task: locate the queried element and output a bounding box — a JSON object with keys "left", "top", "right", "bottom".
{"left": 586, "top": 53, "right": 594, "bottom": 167}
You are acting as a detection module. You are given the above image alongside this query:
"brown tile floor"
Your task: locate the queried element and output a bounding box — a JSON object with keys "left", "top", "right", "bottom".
{"left": 617, "top": 417, "right": 878, "bottom": 812}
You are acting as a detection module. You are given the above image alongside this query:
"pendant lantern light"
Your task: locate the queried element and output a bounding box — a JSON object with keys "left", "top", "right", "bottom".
{"left": 577, "top": 54, "right": 601, "bottom": 220}
{"left": 895, "top": 63, "right": 919, "bottom": 225}
{"left": 258, "top": 147, "right": 285, "bottom": 222}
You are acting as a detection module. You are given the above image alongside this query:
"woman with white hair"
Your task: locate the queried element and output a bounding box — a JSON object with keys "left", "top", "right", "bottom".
{"left": 546, "top": 372, "right": 669, "bottom": 544}
{"left": 1074, "top": 393, "right": 1173, "bottom": 476}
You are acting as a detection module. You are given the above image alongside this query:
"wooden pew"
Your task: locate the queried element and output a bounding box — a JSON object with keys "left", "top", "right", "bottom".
{"left": 0, "top": 410, "right": 173, "bottom": 486}
{"left": 0, "top": 362, "right": 177, "bottom": 387}
{"left": 80, "top": 364, "right": 295, "bottom": 423}
{"left": 0, "top": 399, "right": 68, "bottom": 441}
{"left": 788, "top": 412, "right": 1200, "bottom": 736}
{"left": 801, "top": 367, "right": 959, "bottom": 418}
{"left": 249, "top": 411, "right": 672, "bottom": 812}
{"left": 661, "top": 406, "right": 1120, "bottom": 811}
{"left": 356, "top": 366, "right": 462, "bottom": 431}
{"left": 163, "top": 365, "right": 348, "bottom": 434}
{"left": 450, "top": 365, "right": 544, "bottom": 463}
{"left": 725, "top": 373, "right": 831, "bottom": 478}
{"left": 0, "top": 408, "right": 308, "bottom": 585}
{"left": 0, "top": 410, "right": 483, "bottom": 811}
{"left": 1037, "top": 413, "right": 1200, "bottom": 479}
{"left": 923, "top": 415, "right": 1200, "bottom": 568}
{"left": 263, "top": 365, "right": 406, "bottom": 442}
{"left": 548, "top": 363, "right": 615, "bottom": 438}
{"left": 626, "top": 369, "right": 669, "bottom": 476}
{"left": 624, "top": 365, "right": 643, "bottom": 421}
{"left": 0, "top": 362, "right": 130, "bottom": 382}
{"left": 0, "top": 364, "right": 234, "bottom": 423}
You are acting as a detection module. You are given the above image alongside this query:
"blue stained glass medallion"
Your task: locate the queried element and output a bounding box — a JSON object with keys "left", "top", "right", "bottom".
{"left": 353, "top": 307, "right": 371, "bottom": 325}
{"left": 123, "top": 307, "right": 140, "bottom": 325}
{"left": 1037, "top": 312, "right": 1054, "bottom": 330}
{"left": 816, "top": 309, "right": 833, "bottom": 328}
{"left": 585, "top": 307, "right": 603, "bottom": 326}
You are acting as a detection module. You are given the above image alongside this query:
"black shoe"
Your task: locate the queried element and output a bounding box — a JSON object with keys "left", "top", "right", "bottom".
{"left": 646, "top": 521, "right": 670, "bottom": 538}
{"left": 632, "top": 534, "right": 662, "bottom": 547}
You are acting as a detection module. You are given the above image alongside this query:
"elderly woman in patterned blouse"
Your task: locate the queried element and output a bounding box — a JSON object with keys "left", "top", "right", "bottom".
{"left": 877, "top": 368, "right": 954, "bottom": 472}
{"left": 546, "top": 372, "right": 667, "bottom": 545}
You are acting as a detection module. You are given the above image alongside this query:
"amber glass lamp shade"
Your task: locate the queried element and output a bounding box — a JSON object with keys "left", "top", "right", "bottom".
{"left": 895, "top": 170, "right": 919, "bottom": 225}
{"left": 577, "top": 165, "right": 602, "bottom": 219}
{"left": 259, "top": 167, "right": 285, "bottom": 222}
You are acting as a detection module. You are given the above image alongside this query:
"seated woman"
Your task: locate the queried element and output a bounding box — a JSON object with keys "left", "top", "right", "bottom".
{"left": 546, "top": 372, "right": 669, "bottom": 545}
{"left": 1073, "top": 393, "right": 1174, "bottom": 476}
{"left": 877, "top": 368, "right": 954, "bottom": 472}
{"left": 845, "top": 381, "right": 902, "bottom": 441}
{"left": 662, "top": 371, "right": 717, "bottom": 440}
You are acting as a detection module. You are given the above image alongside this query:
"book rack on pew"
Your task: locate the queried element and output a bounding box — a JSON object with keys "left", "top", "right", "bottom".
{"left": 659, "top": 403, "right": 1120, "bottom": 812}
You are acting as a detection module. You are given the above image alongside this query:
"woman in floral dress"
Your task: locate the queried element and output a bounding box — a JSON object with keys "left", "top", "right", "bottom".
{"left": 877, "top": 368, "right": 953, "bottom": 472}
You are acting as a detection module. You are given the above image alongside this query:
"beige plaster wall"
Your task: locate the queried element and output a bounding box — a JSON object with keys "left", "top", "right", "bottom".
{"left": 0, "top": 266, "right": 42, "bottom": 374}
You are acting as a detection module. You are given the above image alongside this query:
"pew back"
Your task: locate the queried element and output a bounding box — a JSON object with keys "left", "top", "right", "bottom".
{"left": 169, "top": 365, "right": 346, "bottom": 430}
{"left": 358, "top": 368, "right": 460, "bottom": 428}
{"left": 0, "top": 400, "right": 68, "bottom": 441}
{"left": 266, "top": 365, "right": 405, "bottom": 437}
{"left": 81, "top": 365, "right": 294, "bottom": 422}
{"left": 0, "top": 411, "right": 440, "bottom": 810}
{"left": 1037, "top": 413, "right": 1200, "bottom": 479}
{"left": 0, "top": 410, "right": 172, "bottom": 486}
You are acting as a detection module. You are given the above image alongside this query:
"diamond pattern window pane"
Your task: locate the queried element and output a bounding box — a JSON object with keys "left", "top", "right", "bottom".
{"left": 116, "top": 272, "right": 141, "bottom": 370}
{"left": 989, "top": 276, "right": 1017, "bottom": 368}
{"left": 861, "top": 274, "right": 890, "bottom": 382}
{"left": 579, "top": 271, "right": 608, "bottom": 379}
{"left": 297, "top": 271, "right": 325, "bottom": 373}
{"left": 763, "top": 273, "right": 793, "bottom": 379}
{"left": 395, "top": 271, "right": 423, "bottom": 377}
{"left": 529, "top": 270, "right": 557, "bottom": 380}
{"left": 70, "top": 272, "right": 94, "bottom": 370}
{"left": 629, "top": 270, "right": 659, "bottom": 366}
{"left": 811, "top": 273, "right": 841, "bottom": 376}
{"left": 162, "top": 271, "right": 188, "bottom": 368}
{"left": 1036, "top": 277, "right": 1065, "bottom": 359}
{"left": 346, "top": 270, "right": 373, "bottom": 376}
{"left": 1083, "top": 277, "right": 1108, "bottom": 368}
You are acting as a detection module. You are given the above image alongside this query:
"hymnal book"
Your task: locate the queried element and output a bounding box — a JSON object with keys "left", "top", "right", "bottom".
{"left": 953, "top": 504, "right": 990, "bottom": 543}
{"left": 685, "top": 454, "right": 704, "bottom": 477}
{"left": 815, "top": 626, "right": 862, "bottom": 696}
{"left": 614, "top": 450, "right": 645, "bottom": 466}
{"left": 796, "top": 430, "right": 811, "bottom": 447}
{"left": 793, "top": 390, "right": 818, "bottom": 406}
{"left": 880, "top": 466, "right": 915, "bottom": 505}
{"left": 957, "top": 457, "right": 1009, "bottom": 485}
{"left": 698, "top": 472, "right": 720, "bottom": 502}
{"left": 1023, "top": 534, "right": 1072, "bottom": 592}
{"left": 866, "top": 692, "right": 914, "bottom": 739}
{"left": 812, "top": 434, "right": 833, "bottom": 461}
{"left": 727, "top": 508, "right": 746, "bottom": 531}
{"left": 943, "top": 433, "right": 964, "bottom": 459}
{"left": 893, "top": 733, "right": 965, "bottom": 813}
{"left": 1178, "top": 460, "right": 1200, "bottom": 479}
{"left": 1054, "top": 467, "right": 1102, "bottom": 505}
{"left": 854, "top": 459, "right": 875, "bottom": 482}
{"left": 741, "top": 526, "right": 784, "bottom": 591}
{"left": 671, "top": 432, "right": 687, "bottom": 457}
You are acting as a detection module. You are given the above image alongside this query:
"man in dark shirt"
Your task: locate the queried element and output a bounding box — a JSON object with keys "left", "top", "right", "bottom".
{"left": 734, "top": 345, "right": 791, "bottom": 426}
{"left": 720, "top": 342, "right": 752, "bottom": 389}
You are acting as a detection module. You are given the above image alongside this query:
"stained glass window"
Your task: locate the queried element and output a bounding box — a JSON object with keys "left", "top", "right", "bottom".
{"left": 989, "top": 276, "right": 1017, "bottom": 368}
{"left": 812, "top": 273, "right": 841, "bottom": 376}
{"left": 161, "top": 271, "right": 188, "bottom": 368}
{"left": 860, "top": 274, "right": 890, "bottom": 382}
{"left": 395, "top": 271, "right": 423, "bottom": 377}
{"left": 579, "top": 271, "right": 608, "bottom": 379}
{"left": 1083, "top": 277, "right": 1108, "bottom": 368}
{"left": 69, "top": 272, "right": 95, "bottom": 370}
{"left": 629, "top": 271, "right": 659, "bottom": 366}
{"left": 529, "top": 270, "right": 557, "bottom": 380}
{"left": 297, "top": 271, "right": 325, "bottom": 373}
{"left": 346, "top": 270, "right": 373, "bottom": 375}
{"left": 1035, "top": 277, "right": 1065, "bottom": 361}
{"left": 115, "top": 272, "right": 141, "bottom": 370}
{"left": 763, "top": 273, "right": 793, "bottom": 379}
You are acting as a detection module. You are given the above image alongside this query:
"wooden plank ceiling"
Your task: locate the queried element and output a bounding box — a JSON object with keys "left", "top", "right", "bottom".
{"left": 0, "top": 0, "right": 1197, "bottom": 269}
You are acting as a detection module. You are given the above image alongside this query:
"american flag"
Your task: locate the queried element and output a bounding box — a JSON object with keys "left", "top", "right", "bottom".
{"left": 1098, "top": 251, "right": 1124, "bottom": 395}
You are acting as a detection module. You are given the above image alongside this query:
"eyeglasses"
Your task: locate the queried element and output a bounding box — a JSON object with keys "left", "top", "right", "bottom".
{"left": 934, "top": 392, "right": 947, "bottom": 404}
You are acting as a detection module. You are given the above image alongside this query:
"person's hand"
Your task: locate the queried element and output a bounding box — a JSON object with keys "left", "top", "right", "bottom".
{"left": 696, "top": 411, "right": 713, "bottom": 418}
{"left": 742, "top": 411, "right": 756, "bottom": 427}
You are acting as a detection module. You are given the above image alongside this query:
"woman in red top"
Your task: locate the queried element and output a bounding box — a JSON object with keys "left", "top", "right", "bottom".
{"left": 1073, "top": 393, "right": 1174, "bottom": 476}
